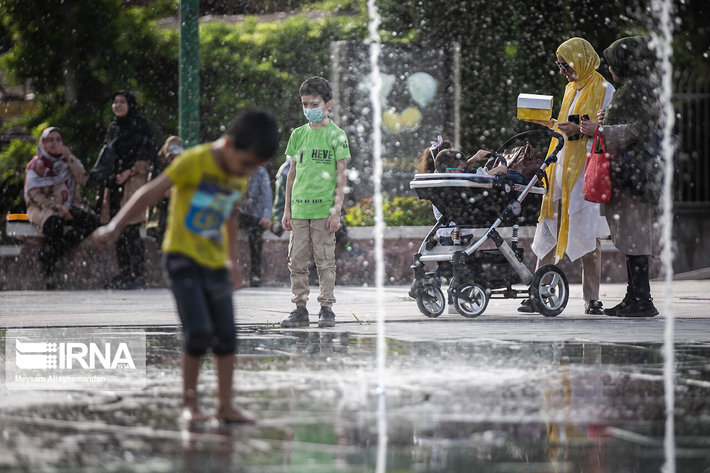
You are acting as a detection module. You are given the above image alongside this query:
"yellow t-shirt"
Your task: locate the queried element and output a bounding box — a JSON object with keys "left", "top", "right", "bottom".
{"left": 162, "top": 143, "right": 248, "bottom": 269}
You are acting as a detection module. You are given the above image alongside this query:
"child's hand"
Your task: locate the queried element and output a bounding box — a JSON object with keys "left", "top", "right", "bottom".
{"left": 92, "top": 223, "right": 120, "bottom": 248}
{"left": 227, "top": 260, "right": 244, "bottom": 290}
{"left": 326, "top": 213, "right": 340, "bottom": 234}
{"left": 466, "top": 150, "right": 492, "bottom": 170}
{"left": 282, "top": 211, "right": 292, "bottom": 232}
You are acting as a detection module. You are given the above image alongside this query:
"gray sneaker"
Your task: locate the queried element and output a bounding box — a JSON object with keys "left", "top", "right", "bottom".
{"left": 317, "top": 306, "right": 336, "bottom": 328}
{"left": 280, "top": 307, "right": 310, "bottom": 328}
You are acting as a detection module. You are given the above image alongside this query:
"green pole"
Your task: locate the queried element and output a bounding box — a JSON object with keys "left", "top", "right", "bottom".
{"left": 179, "top": 0, "right": 199, "bottom": 147}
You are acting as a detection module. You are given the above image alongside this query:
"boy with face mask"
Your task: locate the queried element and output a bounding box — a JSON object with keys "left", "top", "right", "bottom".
{"left": 280, "top": 76, "right": 351, "bottom": 328}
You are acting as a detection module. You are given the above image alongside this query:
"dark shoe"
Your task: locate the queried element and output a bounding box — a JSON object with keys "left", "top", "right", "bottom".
{"left": 317, "top": 306, "right": 336, "bottom": 328}
{"left": 604, "top": 295, "right": 635, "bottom": 316}
{"left": 120, "top": 277, "right": 146, "bottom": 290}
{"left": 280, "top": 307, "right": 310, "bottom": 328}
{"left": 105, "top": 274, "right": 129, "bottom": 290}
{"left": 249, "top": 276, "right": 261, "bottom": 287}
{"left": 517, "top": 298, "right": 536, "bottom": 313}
{"left": 343, "top": 243, "right": 367, "bottom": 259}
{"left": 585, "top": 299, "right": 604, "bottom": 315}
{"left": 616, "top": 298, "right": 659, "bottom": 318}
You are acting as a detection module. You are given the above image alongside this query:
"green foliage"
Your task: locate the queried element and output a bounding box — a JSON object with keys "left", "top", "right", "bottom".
{"left": 0, "top": 0, "right": 177, "bottom": 166}
{"left": 345, "top": 196, "right": 434, "bottom": 227}
{"left": 0, "top": 0, "right": 367, "bottom": 209}
{"left": 375, "top": 0, "right": 710, "bottom": 154}
{"left": 0, "top": 138, "right": 35, "bottom": 211}
{"left": 197, "top": 12, "right": 367, "bottom": 152}
{"left": 305, "top": 0, "right": 364, "bottom": 14}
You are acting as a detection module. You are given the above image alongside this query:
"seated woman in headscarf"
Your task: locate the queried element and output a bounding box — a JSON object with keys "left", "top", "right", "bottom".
{"left": 24, "top": 127, "right": 99, "bottom": 289}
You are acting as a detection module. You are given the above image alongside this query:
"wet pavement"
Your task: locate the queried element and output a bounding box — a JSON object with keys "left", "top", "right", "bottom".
{"left": 1, "top": 281, "right": 710, "bottom": 472}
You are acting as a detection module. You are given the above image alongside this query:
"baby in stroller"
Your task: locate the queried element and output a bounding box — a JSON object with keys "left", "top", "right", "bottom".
{"left": 417, "top": 140, "right": 475, "bottom": 247}
{"left": 418, "top": 137, "right": 535, "bottom": 247}
{"left": 428, "top": 141, "right": 534, "bottom": 185}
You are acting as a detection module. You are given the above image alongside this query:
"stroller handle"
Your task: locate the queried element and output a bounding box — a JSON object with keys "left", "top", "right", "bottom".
{"left": 494, "top": 129, "right": 565, "bottom": 160}
{"left": 493, "top": 128, "right": 565, "bottom": 203}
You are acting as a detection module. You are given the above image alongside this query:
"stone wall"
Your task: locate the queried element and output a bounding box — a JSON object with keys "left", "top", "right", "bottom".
{"left": 0, "top": 225, "right": 635, "bottom": 291}
{"left": 3, "top": 201, "right": 707, "bottom": 290}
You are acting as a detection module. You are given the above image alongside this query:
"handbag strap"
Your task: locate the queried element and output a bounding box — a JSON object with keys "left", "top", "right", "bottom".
{"left": 593, "top": 128, "right": 606, "bottom": 154}
{"left": 585, "top": 128, "right": 606, "bottom": 175}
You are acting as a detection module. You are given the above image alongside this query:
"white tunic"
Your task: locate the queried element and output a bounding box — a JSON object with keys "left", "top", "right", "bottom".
{"left": 532, "top": 82, "right": 615, "bottom": 262}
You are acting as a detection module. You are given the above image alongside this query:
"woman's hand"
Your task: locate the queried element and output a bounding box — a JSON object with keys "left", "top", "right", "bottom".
{"left": 57, "top": 205, "right": 73, "bottom": 220}
{"left": 557, "top": 121, "right": 581, "bottom": 138}
{"left": 57, "top": 144, "right": 73, "bottom": 159}
{"left": 115, "top": 169, "right": 132, "bottom": 185}
{"left": 521, "top": 118, "right": 556, "bottom": 129}
{"left": 580, "top": 119, "right": 601, "bottom": 137}
{"left": 596, "top": 108, "right": 606, "bottom": 122}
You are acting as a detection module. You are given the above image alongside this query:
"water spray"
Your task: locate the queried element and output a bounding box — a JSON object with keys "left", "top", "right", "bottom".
{"left": 366, "top": 0, "right": 388, "bottom": 472}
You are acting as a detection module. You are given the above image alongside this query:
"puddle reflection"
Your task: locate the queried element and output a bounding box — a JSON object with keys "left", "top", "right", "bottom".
{"left": 1, "top": 329, "right": 709, "bottom": 471}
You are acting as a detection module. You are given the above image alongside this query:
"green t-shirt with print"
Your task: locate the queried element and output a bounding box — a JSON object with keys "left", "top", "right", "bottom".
{"left": 286, "top": 121, "right": 350, "bottom": 219}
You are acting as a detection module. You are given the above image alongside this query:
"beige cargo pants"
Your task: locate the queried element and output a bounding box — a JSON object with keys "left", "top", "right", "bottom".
{"left": 288, "top": 218, "right": 336, "bottom": 308}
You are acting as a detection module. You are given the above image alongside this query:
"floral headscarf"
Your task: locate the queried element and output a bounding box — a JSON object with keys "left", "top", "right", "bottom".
{"left": 24, "top": 127, "right": 76, "bottom": 206}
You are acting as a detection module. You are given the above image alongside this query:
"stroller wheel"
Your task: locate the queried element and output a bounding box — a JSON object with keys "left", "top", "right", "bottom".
{"left": 415, "top": 283, "right": 446, "bottom": 318}
{"left": 453, "top": 283, "right": 488, "bottom": 318}
{"left": 529, "top": 265, "right": 569, "bottom": 317}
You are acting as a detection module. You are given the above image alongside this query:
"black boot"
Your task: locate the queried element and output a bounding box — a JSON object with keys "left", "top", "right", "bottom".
{"left": 604, "top": 256, "right": 635, "bottom": 316}
{"left": 39, "top": 216, "right": 66, "bottom": 290}
{"left": 616, "top": 255, "right": 658, "bottom": 317}
{"left": 616, "top": 297, "right": 659, "bottom": 317}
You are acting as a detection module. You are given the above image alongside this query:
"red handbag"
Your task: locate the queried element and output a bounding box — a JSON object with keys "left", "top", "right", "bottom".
{"left": 583, "top": 129, "right": 612, "bottom": 203}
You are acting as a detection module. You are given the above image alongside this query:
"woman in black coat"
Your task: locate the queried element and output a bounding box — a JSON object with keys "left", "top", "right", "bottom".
{"left": 100, "top": 90, "right": 155, "bottom": 289}
{"left": 580, "top": 37, "right": 662, "bottom": 317}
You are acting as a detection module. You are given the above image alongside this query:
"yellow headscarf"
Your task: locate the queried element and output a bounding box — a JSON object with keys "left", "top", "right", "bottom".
{"left": 539, "top": 37, "right": 607, "bottom": 261}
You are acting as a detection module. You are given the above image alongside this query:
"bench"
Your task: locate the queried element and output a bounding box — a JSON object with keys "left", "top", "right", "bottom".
{"left": 5, "top": 213, "right": 42, "bottom": 240}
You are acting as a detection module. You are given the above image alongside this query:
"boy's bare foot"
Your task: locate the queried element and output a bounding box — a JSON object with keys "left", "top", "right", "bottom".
{"left": 180, "top": 406, "right": 212, "bottom": 430}
{"left": 215, "top": 404, "right": 256, "bottom": 424}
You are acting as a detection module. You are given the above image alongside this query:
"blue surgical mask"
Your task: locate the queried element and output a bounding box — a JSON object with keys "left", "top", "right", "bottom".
{"left": 303, "top": 105, "right": 325, "bottom": 123}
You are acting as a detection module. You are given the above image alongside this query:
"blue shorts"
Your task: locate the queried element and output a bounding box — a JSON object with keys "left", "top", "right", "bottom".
{"left": 164, "top": 254, "right": 236, "bottom": 356}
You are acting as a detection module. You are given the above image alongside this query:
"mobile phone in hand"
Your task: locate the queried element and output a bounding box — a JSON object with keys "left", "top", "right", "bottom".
{"left": 568, "top": 114, "right": 581, "bottom": 141}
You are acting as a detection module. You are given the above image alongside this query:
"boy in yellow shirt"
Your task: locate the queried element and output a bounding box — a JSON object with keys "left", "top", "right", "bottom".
{"left": 93, "top": 110, "right": 279, "bottom": 425}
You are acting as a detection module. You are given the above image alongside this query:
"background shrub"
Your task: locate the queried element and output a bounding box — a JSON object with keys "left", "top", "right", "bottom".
{"left": 345, "top": 196, "right": 434, "bottom": 227}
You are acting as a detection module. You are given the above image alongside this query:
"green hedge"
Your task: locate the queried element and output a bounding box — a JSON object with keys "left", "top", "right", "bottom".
{"left": 344, "top": 195, "right": 434, "bottom": 227}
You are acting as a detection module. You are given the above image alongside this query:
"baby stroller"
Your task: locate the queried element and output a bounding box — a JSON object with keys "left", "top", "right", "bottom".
{"left": 409, "top": 129, "right": 569, "bottom": 318}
